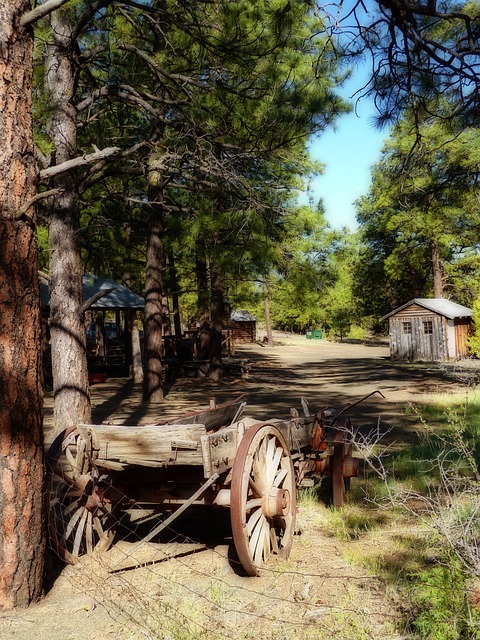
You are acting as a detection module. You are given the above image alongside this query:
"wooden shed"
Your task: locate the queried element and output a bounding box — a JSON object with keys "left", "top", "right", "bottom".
{"left": 230, "top": 310, "right": 257, "bottom": 344}
{"left": 380, "top": 298, "right": 473, "bottom": 362}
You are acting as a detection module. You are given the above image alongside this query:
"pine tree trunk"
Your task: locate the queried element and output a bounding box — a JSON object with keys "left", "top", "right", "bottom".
{"left": 209, "top": 262, "right": 224, "bottom": 381}
{"left": 123, "top": 232, "right": 144, "bottom": 383}
{"left": 130, "top": 312, "right": 144, "bottom": 383}
{"left": 263, "top": 278, "right": 274, "bottom": 347}
{"left": 169, "top": 250, "right": 182, "bottom": 338}
{"left": 0, "top": 0, "right": 45, "bottom": 609}
{"left": 196, "top": 249, "right": 211, "bottom": 359}
{"left": 45, "top": 10, "right": 91, "bottom": 432}
{"left": 431, "top": 238, "right": 443, "bottom": 298}
{"left": 143, "top": 165, "right": 166, "bottom": 402}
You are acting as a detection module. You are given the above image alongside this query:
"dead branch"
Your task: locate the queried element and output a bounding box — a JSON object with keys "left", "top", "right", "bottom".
{"left": 15, "top": 188, "right": 62, "bottom": 219}
{"left": 80, "top": 288, "right": 116, "bottom": 315}
{"left": 39, "top": 147, "right": 121, "bottom": 180}
{"left": 21, "top": 0, "right": 74, "bottom": 26}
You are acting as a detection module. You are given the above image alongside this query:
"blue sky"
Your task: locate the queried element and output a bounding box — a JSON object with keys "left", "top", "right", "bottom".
{"left": 306, "top": 82, "right": 390, "bottom": 231}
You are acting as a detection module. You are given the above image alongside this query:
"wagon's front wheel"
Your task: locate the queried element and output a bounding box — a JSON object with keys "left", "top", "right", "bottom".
{"left": 230, "top": 423, "right": 296, "bottom": 576}
{"left": 47, "top": 425, "right": 118, "bottom": 564}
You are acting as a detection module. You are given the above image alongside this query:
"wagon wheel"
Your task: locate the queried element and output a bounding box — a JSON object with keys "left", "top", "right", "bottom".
{"left": 230, "top": 423, "right": 296, "bottom": 576}
{"left": 331, "top": 417, "right": 354, "bottom": 508}
{"left": 47, "top": 425, "right": 118, "bottom": 564}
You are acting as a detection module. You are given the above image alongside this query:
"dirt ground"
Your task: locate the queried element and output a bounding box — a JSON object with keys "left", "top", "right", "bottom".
{"left": 1, "top": 333, "right": 471, "bottom": 640}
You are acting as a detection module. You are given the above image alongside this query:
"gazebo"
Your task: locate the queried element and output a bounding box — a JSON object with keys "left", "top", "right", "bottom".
{"left": 41, "top": 274, "right": 145, "bottom": 376}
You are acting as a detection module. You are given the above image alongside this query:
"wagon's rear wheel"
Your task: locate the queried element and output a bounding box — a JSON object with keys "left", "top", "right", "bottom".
{"left": 47, "top": 425, "right": 118, "bottom": 564}
{"left": 230, "top": 423, "right": 296, "bottom": 576}
{"left": 332, "top": 430, "right": 346, "bottom": 507}
{"left": 331, "top": 417, "right": 357, "bottom": 508}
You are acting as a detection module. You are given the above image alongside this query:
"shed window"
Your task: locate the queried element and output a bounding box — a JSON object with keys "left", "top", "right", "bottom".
{"left": 423, "top": 321, "right": 433, "bottom": 335}
{"left": 402, "top": 322, "right": 412, "bottom": 334}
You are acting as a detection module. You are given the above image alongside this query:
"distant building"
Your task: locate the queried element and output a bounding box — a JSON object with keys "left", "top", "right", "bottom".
{"left": 230, "top": 310, "right": 257, "bottom": 344}
{"left": 380, "top": 298, "right": 473, "bottom": 361}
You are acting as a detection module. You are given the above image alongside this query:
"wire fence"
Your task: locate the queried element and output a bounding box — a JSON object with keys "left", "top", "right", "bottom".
{"left": 47, "top": 473, "right": 406, "bottom": 640}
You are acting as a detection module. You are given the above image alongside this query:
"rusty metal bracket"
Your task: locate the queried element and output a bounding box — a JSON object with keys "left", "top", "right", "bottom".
{"left": 330, "top": 390, "right": 385, "bottom": 423}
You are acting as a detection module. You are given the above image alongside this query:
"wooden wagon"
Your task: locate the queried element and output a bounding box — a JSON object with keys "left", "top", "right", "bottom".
{"left": 46, "top": 395, "right": 360, "bottom": 576}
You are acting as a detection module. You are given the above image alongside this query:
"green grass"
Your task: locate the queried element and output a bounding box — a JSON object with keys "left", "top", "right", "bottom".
{"left": 316, "top": 503, "right": 391, "bottom": 541}
{"left": 297, "top": 389, "right": 480, "bottom": 638}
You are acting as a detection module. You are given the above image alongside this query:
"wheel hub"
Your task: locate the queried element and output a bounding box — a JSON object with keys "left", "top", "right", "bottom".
{"left": 264, "top": 487, "right": 290, "bottom": 518}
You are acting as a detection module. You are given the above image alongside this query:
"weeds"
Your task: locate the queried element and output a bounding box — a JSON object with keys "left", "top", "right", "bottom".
{"left": 342, "top": 387, "right": 480, "bottom": 639}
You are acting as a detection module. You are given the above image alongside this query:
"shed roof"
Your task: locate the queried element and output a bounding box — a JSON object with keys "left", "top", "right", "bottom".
{"left": 380, "top": 298, "right": 473, "bottom": 322}
{"left": 41, "top": 274, "right": 144, "bottom": 310}
{"left": 231, "top": 310, "right": 256, "bottom": 322}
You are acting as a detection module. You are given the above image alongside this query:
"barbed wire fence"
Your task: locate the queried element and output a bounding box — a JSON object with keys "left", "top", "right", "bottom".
{"left": 46, "top": 471, "right": 406, "bottom": 640}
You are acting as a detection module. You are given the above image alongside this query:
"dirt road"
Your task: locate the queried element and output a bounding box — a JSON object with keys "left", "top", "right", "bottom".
{"left": 43, "top": 333, "right": 457, "bottom": 440}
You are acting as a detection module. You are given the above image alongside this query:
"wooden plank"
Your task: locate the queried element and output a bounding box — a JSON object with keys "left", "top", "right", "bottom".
{"left": 155, "top": 395, "right": 246, "bottom": 431}
{"left": 76, "top": 423, "right": 206, "bottom": 466}
{"left": 201, "top": 417, "right": 259, "bottom": 477}
{"left": 273, "top": 416, "right": 315, "bottom": 451}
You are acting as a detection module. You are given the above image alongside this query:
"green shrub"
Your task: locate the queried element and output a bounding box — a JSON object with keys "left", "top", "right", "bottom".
{"left": 468, "top": 297, "right": 480, "bottom": 357}
{"left": 347, "top": 324, "right": 367, "bottom": 340}
{"left": 409, "top": 557, "right": 480, "bottom": 640}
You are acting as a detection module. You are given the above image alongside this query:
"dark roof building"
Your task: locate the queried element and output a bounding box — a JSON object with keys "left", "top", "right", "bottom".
{"left": 230, "top": 310, "right": 257, "bottom": 344}
{"left": 41, "top": 274, "right": 144, "bottom": 310}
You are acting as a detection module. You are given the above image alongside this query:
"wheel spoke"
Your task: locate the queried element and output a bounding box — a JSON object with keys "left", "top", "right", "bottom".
{"left": 246, "top": 506, "right": 263, "bottom": 536}
{"left": 265, "top": 437, "right": 276, "bottom": 481}
{"left": 273, "top": 467, "right": 288, "bottom": 488}
{"left": 86, "top": 512, "right": 93, "bottom": 554}
{"left": 93, "top": 514, "right": 110, "bottom": 542}
{"left": 249, "top": 511, "right": 266, "bottom": 559}
{"left": 64, "top": 489, "right": 83, "bottom": 499}
{"left": 263, "top": 519, "right": 272, "bottom": 562}
{"left": 248, "top": 476, "right": 263, "bottom": 498}
{"left": 72, "top": 509, "right": 88, "bottom": 557}
{"left": 64, "top": 498, "right": 81, "bottom": 517}
{"left": 253, "top": 518, "right": 269, "bottom": 566}
{"left": 65, "top": 505, "right": 83, "bottom": 541}
{"left": 246, "top": 497, "right": 263, "bottom": 511}
{"left": 266, "top": 444, "right": 282, "bottom": 486}
{"left": 65, "top": 447, "right": 77, "bottom": 471}
{"left": 75, "top": 438, "right": 86, "bottom": 474}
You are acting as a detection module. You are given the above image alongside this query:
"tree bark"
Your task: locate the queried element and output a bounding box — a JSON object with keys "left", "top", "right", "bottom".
{"left": 263, "top": 277, "right": 274, "bottom": 347}
{"left": 45, "top": 10, "right": 91, "bottom": 432}
{"left": 0, "top": 0, "right": 45, "bottom": 609}
{"left": 169, "top": 250, "right": 182, "bottom": 339}
{"left": 431, "top": 238, "right": 444, "bottom": 298}
{"left": 196, "top": 249, "right": 211, "bottom": 360}
{"left": 123, "top": 228, "right": 144, "bottom": 383}
{"left": 130, "top": 311, "right": 144, "bottom": 383}
{"left": 143, "top": 159, "right": 167, "bottom": 402}
{"left": 209, "top": 261, "right": 224, "bottom": 381}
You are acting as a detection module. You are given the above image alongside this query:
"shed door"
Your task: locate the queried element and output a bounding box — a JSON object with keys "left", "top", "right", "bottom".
{"left": 396, "top": 319, "right": 414, "bottom": 360}
{"left": 418, "top": 317, "right": 434, "bottom": 361}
